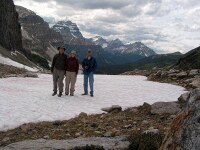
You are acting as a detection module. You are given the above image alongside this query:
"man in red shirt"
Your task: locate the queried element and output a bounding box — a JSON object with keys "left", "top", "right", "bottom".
{"left": 65, "top": 50, "right": 79, "bottom": 96}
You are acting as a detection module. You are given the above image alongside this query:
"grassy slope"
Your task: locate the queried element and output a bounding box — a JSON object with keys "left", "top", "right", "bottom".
{"left": 98, "top": 52, "right": 182, "bottom": 75}
{"left": 0, "top": 45, "right": 38, "bottom": 68}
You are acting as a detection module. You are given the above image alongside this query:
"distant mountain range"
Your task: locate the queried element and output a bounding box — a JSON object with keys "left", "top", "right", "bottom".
{"left": 98, "top": 52, "right": 183, "bottom": 74}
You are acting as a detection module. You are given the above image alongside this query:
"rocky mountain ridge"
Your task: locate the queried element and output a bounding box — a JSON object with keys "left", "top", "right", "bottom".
{"left": 0, "top": 0, "right": 23, "bottom": 51}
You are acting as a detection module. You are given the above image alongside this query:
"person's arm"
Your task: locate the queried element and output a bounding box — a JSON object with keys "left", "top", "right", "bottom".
{"left": 65, "top": 58, "right": 68, "bottom": 71}
{"left": 82, "top": 59, "right": 85, "bottom": 70}
{"left": 76, "top": 59, "right": 79, "bottom": 75}
{"left": 93, "top": 58, "right": 97, "bottom": 72}
{"left": 51, "top": 55, "right": 56, "bottom": 73}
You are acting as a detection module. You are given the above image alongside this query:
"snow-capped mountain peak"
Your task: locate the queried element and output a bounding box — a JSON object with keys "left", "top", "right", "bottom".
{"left": 90, "top": 36, "right": 108, "bottom": 48}
{"left": 53, "top": 21, "right": 83, "bottom": 39}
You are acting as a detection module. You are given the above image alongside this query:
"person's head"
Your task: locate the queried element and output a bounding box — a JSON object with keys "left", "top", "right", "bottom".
{"left": 87, "top": 49, "right": 92, "bottom": 57}
{"left": 70, "top": 50, "right": 76, "bottom": 58}
{"left": 58, "top": 46, "right": 65, "bottom": 54}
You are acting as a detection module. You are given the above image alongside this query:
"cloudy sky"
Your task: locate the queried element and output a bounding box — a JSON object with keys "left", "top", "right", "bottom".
{"left": 14, "top": 0, "right": 200, "bottom": 54}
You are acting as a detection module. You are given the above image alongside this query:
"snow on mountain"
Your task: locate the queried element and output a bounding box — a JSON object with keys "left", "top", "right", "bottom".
{"left": 125, "top": 42, "right": 156, "bottom": 57}
{"left": 106, "top": 40, "right": 156, "bottom": 57}
{"left": 53, "top": 21, "right": 83, "bottom": 39}
{"left": 0, "top": 74, "right": 185, "bottom": 131}
{"left": 0, "top": 54, "right": 37, "bottom": 71}
{"left": 90, "top": 36, "right": 108, "bottom": 48}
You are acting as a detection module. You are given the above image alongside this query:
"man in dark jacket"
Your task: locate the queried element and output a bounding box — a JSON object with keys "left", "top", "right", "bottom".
{"left": 51, "top": 46, "right": 67, "bottom": 97}
{"left": 82, "top": 49, "right": 97, "bottom": 97}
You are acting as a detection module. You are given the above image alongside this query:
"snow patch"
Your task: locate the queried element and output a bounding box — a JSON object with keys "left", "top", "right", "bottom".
{"left": 0, "top": 54, "right": 37, "bottom": 72}
{"left": 0, "top": 74, "right": 185, "bottom": 131}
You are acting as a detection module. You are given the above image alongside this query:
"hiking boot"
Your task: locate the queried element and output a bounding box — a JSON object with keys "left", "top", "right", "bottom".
{"left": 82, "top": 93, "right": 88, "bottom": 96}
{"left": 70, "top": 93, "right": 74, "bottom": 96}
{"left": 65, "top": 93, "right": 69, "bottom": 96}
{"left": 52, "top": 92, "right": 57, "bottom": 96}
{"left": 58, "top": 93, "right": 62, "bottom": 97}
{"left": 90, "top": 94, "right": 94, "bottom": 97}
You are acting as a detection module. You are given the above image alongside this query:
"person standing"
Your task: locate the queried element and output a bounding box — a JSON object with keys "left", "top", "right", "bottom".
{"left": 65, "top": 50, "right": 79, "bottom": 96}
{"left": 82, "top": 49, "right": 97, "bottom": 97}
{"left": 51, "top": 46, "right": 67, "bottom": 97}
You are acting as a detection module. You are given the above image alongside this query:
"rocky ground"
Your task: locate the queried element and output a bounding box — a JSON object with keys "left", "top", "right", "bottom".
{"left": 122, "top": 69, "right": 200, "bottom": 90}
{"left": 0, "top": 101, "right": 180, "bottom": 148}
{"left": 0, "top": 64, "right": 38, "bottom": 78}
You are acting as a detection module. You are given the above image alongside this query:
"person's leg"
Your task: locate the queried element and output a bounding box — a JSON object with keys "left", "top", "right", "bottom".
{"left": 58, "top": 70, "right": 65, "bottom": 96}
{"left": 53, "top": 68, "right": 58, "bottom": 95}
{"left": 70, "top": 72, "right": 77, "bottom": 95}
{"left": 65, "top": 71, "right": 70, "bottom": 95}
{"left": 89, "top": 72, "right": 94, "bottom": 96}
{"left": 83, "top": 74, "right": 89, "bottom": 95}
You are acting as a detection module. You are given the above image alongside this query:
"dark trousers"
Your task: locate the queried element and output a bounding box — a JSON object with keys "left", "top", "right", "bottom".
{"left": 53, "top": 68, "right": 65, "bottom": 93}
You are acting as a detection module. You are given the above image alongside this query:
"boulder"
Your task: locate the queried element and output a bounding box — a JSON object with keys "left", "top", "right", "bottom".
{"left": 189, "top": 69, "right": 199, "bottom": 77}
{"left": 101, "top": 105, "right": 122, "bottom": 113}
{"left": 190, "top": 77, "right": 200, "bottom": 88}
{"left": 23, "top": 72, "right": 38, "bottom": 78}
{"left": 168, "top": 69, "right": 180, "bottom": 74}
{"left": 178, "top": 92, "right": 190, "bottom": 103}
{"left": 151, "top": 102, "right": 181, "bottom": 115}
{"left": 160, "top": 88, "right": 200, "bottom": 150}
{"left": 143, "top": 128, "right": 159, "bottom": 134}
{"left": 176, "top": 71, "right": 187, "bottom": 78}
{"left": 0, "top": 136, "right": 129, "bottom": 150}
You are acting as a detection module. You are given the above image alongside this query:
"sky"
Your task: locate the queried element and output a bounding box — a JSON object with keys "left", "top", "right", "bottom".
{"left": 13, "top": 0, "right": 200, "bottom": 54}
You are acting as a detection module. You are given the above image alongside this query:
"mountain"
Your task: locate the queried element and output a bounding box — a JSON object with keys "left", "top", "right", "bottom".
{"left": 98, "top": 52, "right": 182, "bottom": 74}
{"left": 16, "top": 5, "right": 63, "bottom": 61}
{"left": 0, "top": 1, "right": 49, "bottom": 70}
{"left": 90, "top": 37, "right": 156, "bottom": 57}
{"left": 53, "top": 21, "right": 83, "bottom": 39}
{"left": 52, "top": 21, "right": 91, "bottom": 45}
{"left": 175, "top": 46, "right": 200, "bottom": 70}
{"left": 0, "top": 0, "right": 23, "bottom": 51}
{"left": 105, "top": 40, "right": 156, "bottom": 57}
{"left": 89, "top": 36, "right": 108, "bottom": 48}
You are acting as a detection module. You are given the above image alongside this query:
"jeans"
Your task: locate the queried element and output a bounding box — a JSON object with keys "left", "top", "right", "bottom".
{"left": 84, "top": 72, "right": 94, "bottom": 95}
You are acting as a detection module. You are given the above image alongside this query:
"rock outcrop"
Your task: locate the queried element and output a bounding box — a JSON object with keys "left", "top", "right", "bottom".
{"left": 160, "top": 88, "right": 200, "bottom": 150}
{"left": 0, "top": 0, "right": 23, "bottom": 51}
{"left": 151, "top": 102, "right": 181, "bottom": 115}
{"left": 0, "top": 136, "right": 129, "bottom": 150}
{"left": 15, "top": 6, "right": 63, "bottom": 60}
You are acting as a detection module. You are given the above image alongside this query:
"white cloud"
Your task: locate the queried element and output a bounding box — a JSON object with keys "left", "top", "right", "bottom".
{"left": 14, "top": 0, "right": 200, "bottom": 54}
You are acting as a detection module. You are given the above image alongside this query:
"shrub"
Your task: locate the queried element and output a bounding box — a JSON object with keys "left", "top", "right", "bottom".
{"left": 71, "top": 145, "right": 105, "bottom": 150}
{"left": 128, "top": 133, "right": 164, "bottom": 150}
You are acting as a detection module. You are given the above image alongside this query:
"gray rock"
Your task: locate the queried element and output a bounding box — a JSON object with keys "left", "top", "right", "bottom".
{"left": 104, "top": 131, "right": 112, "bottom": 137}
{"left": 151, "top": 102, "right": 181, "bottom": 115}
{"left": 2, "top": 137, "right": 10, "bottom": 142}
{"left": 101, "top": 105, "right": 122, "bottom": 113}
{"left": 178, "top": 92, "right": 190, "bottom": 103}
{"left": 0, "top": 136, "right": 129, "bottom": 150}
{"left": 168, "top": 69, "right": 180, "bottom": 74}
{"left": 176, "top": 71, "right": 187, "bottom": 78}
{"left": 161, "top": 88, "right": 200, "bottom": 150}
{"left": 189, "top": 69, "right": 199, "bottom": 77}
{"left": 143, "top": 128, "right": 159, "bottom": 134}
{"left": 190, "top": 77, "right": 200, "bottom": 88}
{"left": 23, "top": 72, "right": 38, "bottom": 78}
{"left": 141, "top": 120, "right": 149, "bottom": 125}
